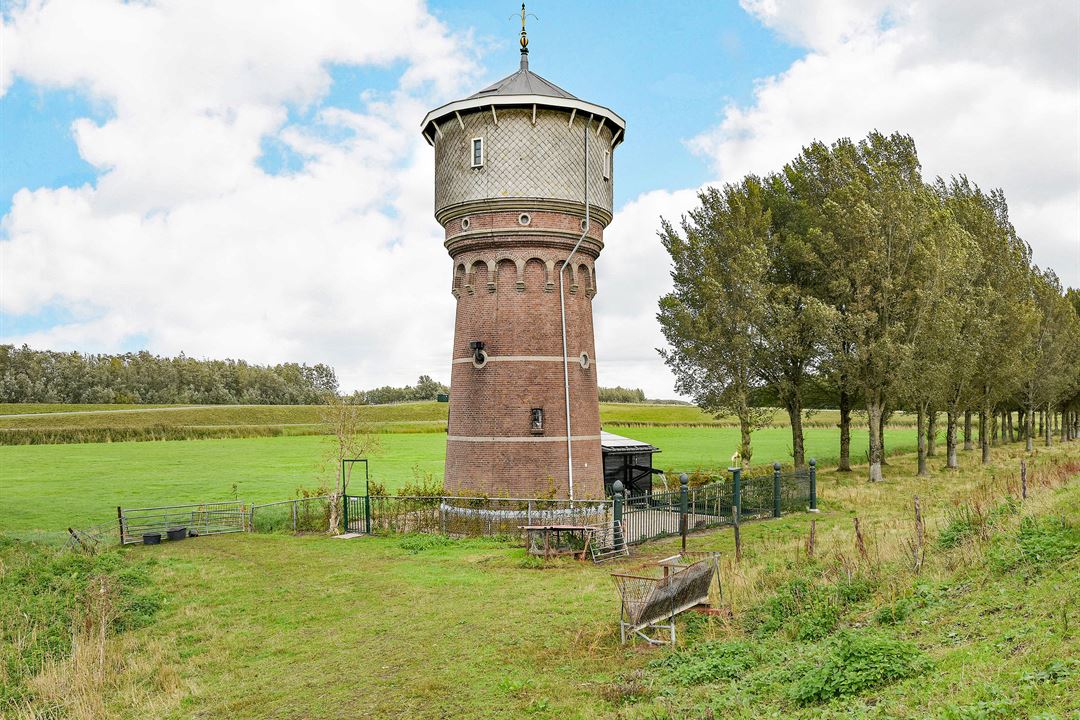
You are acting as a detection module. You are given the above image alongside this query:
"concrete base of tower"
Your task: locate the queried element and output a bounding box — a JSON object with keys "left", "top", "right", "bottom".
{"left": 444, "top": 437, "right": 604, "bottom": 500}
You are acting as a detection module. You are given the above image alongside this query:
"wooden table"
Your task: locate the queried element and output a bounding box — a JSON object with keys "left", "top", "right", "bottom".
{"left": 519, "top": 524, "right": 597, "bottom": 560}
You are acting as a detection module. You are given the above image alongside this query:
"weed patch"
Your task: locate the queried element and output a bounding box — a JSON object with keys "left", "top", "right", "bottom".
{"left": 788, "top": 631, "right": 930, "bottom": 704}
{"left": 988, "top": 515, "right": 1080, "bottom": 574}
{"left": 0, "top": 538, "right": 166, "bottom": 711}
{"left": 651, "top": 640, "right": 759, "bottom": 686}
{"left": 399, "top": 534, "right": 455, "bottom": 553}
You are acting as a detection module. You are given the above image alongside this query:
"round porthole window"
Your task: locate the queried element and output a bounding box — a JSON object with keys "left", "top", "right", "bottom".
{"left": 580, "top": 219, "right": 588, "bottom": 231}
{"left": 579, "top": 352, "right": 591, "bottom": 369}
{"left": 518, "top": 213, "right": 532, "bottom": 226}
{"left": 473, "top": 350, "right": 489, "bottom": 369}
{"left": 460, "top": 217, "right": 471, "bottom": 231}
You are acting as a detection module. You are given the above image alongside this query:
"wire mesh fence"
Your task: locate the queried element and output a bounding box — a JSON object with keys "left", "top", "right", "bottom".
{"left": 250, "top": 496, "right": 332, "bottom": 534}
{"left": 362, "top": 495, "right": 612, "bottom": 540}
{"left": 65, "top": 519, "right": 119, "bottom": 552}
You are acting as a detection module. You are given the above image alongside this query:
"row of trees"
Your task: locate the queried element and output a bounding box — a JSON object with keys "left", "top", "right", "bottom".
{"left": 343, "top": 375, "right": 449, "bottom": 405}
{"left": 0, "top": 345, "right": 338, "bottom": 405}
{"left": 659, "top": 131, "right": 1080, "bottom": 481}
{"left": 598, "top": 386, "right": 648, "bottom": 403}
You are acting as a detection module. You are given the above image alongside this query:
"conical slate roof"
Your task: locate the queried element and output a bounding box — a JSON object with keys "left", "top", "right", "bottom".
{"left": 468, "top": 55, "right": 578, "bottom": 101}
{"left": 420, "top": 50, "right": 625, "bottom": 147}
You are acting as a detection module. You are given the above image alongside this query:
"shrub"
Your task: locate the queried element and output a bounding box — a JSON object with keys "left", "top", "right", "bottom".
{"left": 651, "top": 640, "right": 758, "bottom": 686}
{"left": 788, "top": 631, "right": 930, "bottom": 704}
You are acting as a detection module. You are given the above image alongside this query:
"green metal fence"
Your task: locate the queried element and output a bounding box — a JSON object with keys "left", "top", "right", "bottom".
{"left": 618, "top": 461, "right": 816, "bottom": 546}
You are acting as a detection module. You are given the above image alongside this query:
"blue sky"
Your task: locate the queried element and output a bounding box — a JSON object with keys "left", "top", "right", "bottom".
{"left": 1, "top": 1, "right": 799, "bottom": 215}
{"left": 1, "top": 0, "right": 1076, "bottom": 396}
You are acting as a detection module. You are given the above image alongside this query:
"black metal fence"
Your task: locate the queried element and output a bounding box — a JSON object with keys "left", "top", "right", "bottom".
{"left": 250, "top": 496, "right": 333, "bottom": 534}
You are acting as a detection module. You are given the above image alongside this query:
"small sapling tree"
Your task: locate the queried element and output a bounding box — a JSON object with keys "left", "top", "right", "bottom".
{"left": 321, "top": 393, "right": 381, "bottom": 533}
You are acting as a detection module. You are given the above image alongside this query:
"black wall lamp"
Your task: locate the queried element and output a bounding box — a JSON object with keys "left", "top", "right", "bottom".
{"left": 469, "top": 340, "right": 487, "bottom": 367}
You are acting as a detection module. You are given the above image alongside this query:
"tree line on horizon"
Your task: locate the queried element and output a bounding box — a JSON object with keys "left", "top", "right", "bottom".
{"left": 659, "top": 130, "right": 1080, "bottom": 481}
{"left": 0, "top": 346, "right": 339, "bottom": 405}
{"left": 0, "top": 344, "right": 679, "bottom": 408}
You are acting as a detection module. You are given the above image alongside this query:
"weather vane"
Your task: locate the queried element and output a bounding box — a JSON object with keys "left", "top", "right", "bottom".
{"left": 513, "top": 3, "right": 539, "bottom": 51}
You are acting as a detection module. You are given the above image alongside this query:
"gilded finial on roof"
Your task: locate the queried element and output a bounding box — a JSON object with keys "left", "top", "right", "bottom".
{"left": 514, "top": 3, "right": 538, "bottom": 69}
{"left": 520, "top": 3, "right": 528, "bottom": 49}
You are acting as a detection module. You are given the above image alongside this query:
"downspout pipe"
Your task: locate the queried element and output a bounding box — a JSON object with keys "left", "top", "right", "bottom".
{"left": 559, "top": 115, "right": 591, "bottom": 501}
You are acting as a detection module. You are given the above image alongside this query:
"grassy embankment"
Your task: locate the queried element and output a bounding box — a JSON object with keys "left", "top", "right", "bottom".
{"left": 0, "top": 402, "right": 920, "bottom": 444}
{"left": 3, "top": 443, "right": 1078, "bottom": 719}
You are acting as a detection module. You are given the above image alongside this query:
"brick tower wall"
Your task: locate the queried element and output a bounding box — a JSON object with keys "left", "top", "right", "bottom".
{"left": 433, "top": 107, "right": 617, "bottom": 500}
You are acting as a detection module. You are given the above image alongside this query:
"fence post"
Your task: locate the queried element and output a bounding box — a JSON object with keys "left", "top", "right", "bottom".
{"left": 292, "top": 501, "right": 297, "bottom": 533}
{"left": 728, "top": 466, "right": 742, "bottom": 521}
{"left": 116, "top": 506, "right": 124, "bottom": 545}
{"left": 679, "top": 473, "right": 689, "bottom": 552}
{"left": 343, "top": 492, "right": 349, "bottom": 533}
{"left": 809, "top": 458, "right": 818, "bottom": 512}
{"left": 613, "top": 480, "right": 624, "bottom": 550}
{"left": 365, "top": 479, "right": 371, "bottom": 535}
{"left": 773, "top": 462, "right": 782, "bottom": 518}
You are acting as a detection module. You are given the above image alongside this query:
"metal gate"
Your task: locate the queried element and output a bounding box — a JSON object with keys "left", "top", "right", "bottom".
{"left": 343, "top": 494, "right": 370, "bottom": 534}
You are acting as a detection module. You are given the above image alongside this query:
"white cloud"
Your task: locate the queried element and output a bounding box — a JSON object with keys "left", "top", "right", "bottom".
{"left": 692, "top": 0, "right": 1080, "bottom": 287}
{"left": 1, "top": 0, "right": 478, "bottom": 392}
{"left": 593, "top": 188, "right": 699, "bottom": 399}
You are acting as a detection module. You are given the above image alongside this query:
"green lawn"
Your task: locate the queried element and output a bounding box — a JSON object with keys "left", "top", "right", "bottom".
{"left": 0, "top": 423, "right": 943, "bottom": 539}
{"left": 0, "top": 434, "right": 445, "bottom": 538}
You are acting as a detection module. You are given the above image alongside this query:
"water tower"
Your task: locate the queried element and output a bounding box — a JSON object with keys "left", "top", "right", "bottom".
{"left": 421, "top": 10, "right": 625, "bottom": 499}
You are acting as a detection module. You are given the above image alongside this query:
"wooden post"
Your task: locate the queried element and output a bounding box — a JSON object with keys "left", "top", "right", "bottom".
{"left": 1021, "top": 458, "right": 1027, "bottom": 500}
{"left": 116, "top": 506, "right": 124, "bottom": 545}
{"left": 806, "top": 518, "right": 816, "bottom": 559}
{"left": 913, "top": 496, "right": 924, "bottom": 574}
{"left": 292, "top": 501, "right": 297, "bottom": 533}
{"left": 854, "top": 517, "right": 869, "bottom": 566}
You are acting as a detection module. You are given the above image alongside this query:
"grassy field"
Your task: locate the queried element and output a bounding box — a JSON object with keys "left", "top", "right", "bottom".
{"left": 1, "top": 423, "right": 943, "bottom": 539}
{"left": 3, "top": 443, "right": 1078, "bottom": 719}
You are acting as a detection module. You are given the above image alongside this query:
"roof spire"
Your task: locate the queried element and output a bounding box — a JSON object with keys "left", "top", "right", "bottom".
{"left": 517, "top": 3, "right": 537, "bottom": 70}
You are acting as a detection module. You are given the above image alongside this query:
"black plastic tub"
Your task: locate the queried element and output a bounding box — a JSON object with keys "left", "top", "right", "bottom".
{"left": 167, "top": 527, "right": 188, "bottom": 541}
{"left": 143, "top": 533, "right": 161, "bottom": 545}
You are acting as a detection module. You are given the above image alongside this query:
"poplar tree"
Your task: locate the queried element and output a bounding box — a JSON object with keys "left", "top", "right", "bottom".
{"left": 658, "top": 179, "right": 773, "bottom": 465}
{"left": 814, "top": 132, "right": 940, "bottom": 482}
